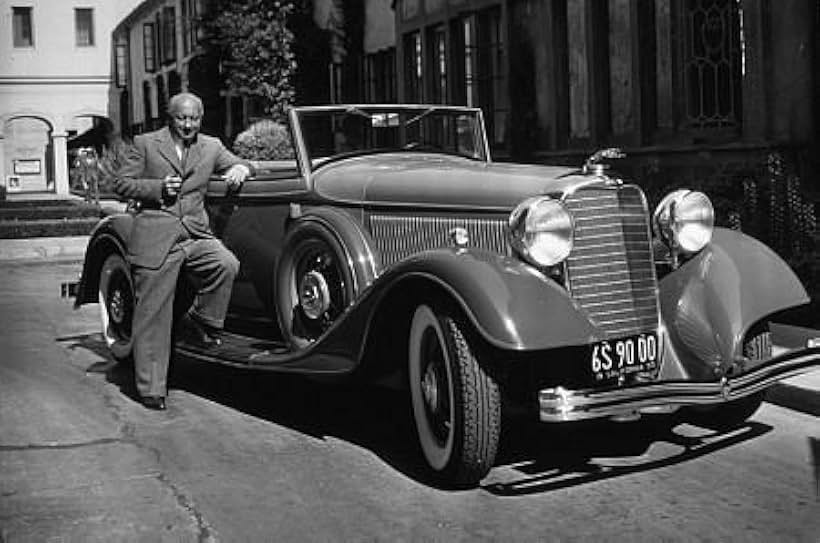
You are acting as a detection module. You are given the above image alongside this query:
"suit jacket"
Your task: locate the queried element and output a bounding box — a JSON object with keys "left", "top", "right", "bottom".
{"left": 114, "top": 126, "right": 250, "bottom": 269}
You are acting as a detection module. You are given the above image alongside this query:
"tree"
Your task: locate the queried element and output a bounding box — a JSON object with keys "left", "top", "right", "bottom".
{"left": 206, "top": 0, "right": 297, "bottom": 121}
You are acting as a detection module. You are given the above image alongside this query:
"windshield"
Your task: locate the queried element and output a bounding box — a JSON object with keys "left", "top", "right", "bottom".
{"left": 292, "top": 105, "right": 488, "bottom": 171}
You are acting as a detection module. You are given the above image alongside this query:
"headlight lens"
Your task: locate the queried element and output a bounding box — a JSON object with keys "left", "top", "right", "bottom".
{"left": 653, "top": 189, "right": 714, "bottom": 253}
{"left": 509, "top": 196, "right": 574, "bottom": 267}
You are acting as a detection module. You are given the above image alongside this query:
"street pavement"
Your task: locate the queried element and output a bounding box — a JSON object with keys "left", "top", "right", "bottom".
{"left": 1, "top": 259, "right": 819, "bottom": 541}
{"left": 1, "top": 258, "right": 819, "bottom": 541}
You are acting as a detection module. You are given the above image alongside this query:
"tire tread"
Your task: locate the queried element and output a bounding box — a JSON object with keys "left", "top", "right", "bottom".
{"left": 443, "top": 315, "right": 500, "bottom": 485}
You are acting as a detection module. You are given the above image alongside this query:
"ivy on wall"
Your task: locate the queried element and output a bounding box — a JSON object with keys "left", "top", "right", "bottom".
{"left": 205, "top": 0, "right": 297, "bottom": 121}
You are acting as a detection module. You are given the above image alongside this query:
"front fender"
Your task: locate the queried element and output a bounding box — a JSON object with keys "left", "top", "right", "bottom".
{"left": 659, "top": 227, "right": 809, "bottom": 379}
{"left": 75, "top": 214, "right": 132, "bottom": 306}
{"left": 370, "top": 248, "right": 601, "bottom": 351}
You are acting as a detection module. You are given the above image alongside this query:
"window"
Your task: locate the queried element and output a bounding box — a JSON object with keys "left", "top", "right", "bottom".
{"left": 427, "top": 25, "right": 447, "bottom": 104}
{"left": 677, "top": 0, "right": 743, "bottom": 134}
{"left": 461, "top": 16, "right": 478, "bottom": 108}
{"left": 182, "top": 0, "right": 201, "bottom": 56}
{"left": 143, "top": 23, "right": 156, "bottom": 72}
{"left": 155, "top": 12, "right": 163, "bottom": 66}
{"left": 364, "top": 48, "right": 397, "bottom": 103}
{"left": 403, "top": 32, "right": 423, "bottom": 102}
{"left": 115, "top": 39, "right": 128, "bottom": 87}
{"left": 162, "top": 6, "right": 176, "bottom": 64}
{"left": 478, "top": 8, "right": 506, "bottom": 145}
{"left": 143, "top": 81, "right": 153, "bottom": 128}
{"left": 12, "top": 6, "right": 33, "bottom": 47}
{"left": 75, "top": 8, "right": 94, "bottom": 46}
{"left": 156, "top": 75, "right": 167, "bottom": 122}
{"left": 452, "top": 8, "right": 507, "bottom": 145}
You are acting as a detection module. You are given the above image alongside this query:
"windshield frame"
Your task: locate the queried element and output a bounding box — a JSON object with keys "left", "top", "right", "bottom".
{"left": 288, "top": 104, "right": 491, "bottom": 178}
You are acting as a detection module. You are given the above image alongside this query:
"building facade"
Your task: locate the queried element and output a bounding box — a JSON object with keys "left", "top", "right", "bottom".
{"left": 385, "top": 0, "right": 819, "bottom": 321}
{"left": 110, "top": 0, "right": 227, "bottom": 140}
{"left": 0, "top": 0, "right": 141, "bottom": 194}
{"left": 111, "top": 0, "right": 355, "bottom": 144}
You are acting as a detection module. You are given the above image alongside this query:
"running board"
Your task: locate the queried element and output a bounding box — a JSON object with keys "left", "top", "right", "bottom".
{"left": 173, "top": 330, "right": 355, "bottom": 375}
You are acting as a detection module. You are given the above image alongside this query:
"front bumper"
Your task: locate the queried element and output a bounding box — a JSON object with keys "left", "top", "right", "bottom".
{"left": 539, "top": 346, "right": 820, "bottom": 422}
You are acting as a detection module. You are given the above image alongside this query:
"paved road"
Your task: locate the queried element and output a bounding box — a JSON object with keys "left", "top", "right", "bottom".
{"left": 1, "top": 261, "right": 818, "bottom": 542}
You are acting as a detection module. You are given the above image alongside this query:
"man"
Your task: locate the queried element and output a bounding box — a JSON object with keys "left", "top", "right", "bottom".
{"left": 114, "top": 92, "right": 251, "bottom": 410}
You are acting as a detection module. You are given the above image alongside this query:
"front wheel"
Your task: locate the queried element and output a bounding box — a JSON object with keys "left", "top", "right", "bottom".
{"left": 408, "top": 303, "right": 501, "bottom": 487}
{"left": 98, "top": 253, "right": 134, "bottom": 362}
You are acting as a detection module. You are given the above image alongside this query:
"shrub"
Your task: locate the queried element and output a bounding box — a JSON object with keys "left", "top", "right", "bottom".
{"left": 233, "top": 119, "right": 295, "bottom": 160}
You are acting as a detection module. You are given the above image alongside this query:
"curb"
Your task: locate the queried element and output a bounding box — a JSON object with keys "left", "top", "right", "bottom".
{"left": 0, "top": 235, "right": 88, "bottom": 262}
{"left": 767, "top": 376, "right": 820, "bottom": 417}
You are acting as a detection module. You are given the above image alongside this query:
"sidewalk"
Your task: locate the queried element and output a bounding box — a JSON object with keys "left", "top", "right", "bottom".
{"left": 0, "top": 235, "right": 89, "bottom": 262}
{"left": 768, "top": 324, "right": 820, "bottom": 416}
{"left": 0, "top": 216, "right": 817, "bottom": 417}
{"left": 0, "top": 193, "right": 123, "bottom": 262}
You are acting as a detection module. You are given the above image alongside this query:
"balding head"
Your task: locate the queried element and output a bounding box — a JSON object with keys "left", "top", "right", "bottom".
{"left": 167, "top": 92, "right": 203, "bottom": 144}
{"left": 168, "top": 92, "right": 204, "bottom": 117}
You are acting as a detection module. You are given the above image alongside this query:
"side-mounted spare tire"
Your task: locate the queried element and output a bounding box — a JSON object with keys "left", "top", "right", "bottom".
{"left": 276, "top": 220, "right": 358, "bottom": 349}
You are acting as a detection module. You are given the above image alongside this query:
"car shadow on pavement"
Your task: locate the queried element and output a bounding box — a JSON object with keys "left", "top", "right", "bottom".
{"left": 166, "top": 355, "right": 778, "bottom": 493}
{"left": 57, "top": 333, "right": 778, "bottom": 492}
{"left": 483, "top": 418, "right": 773, "bottom": 496}
{"left": 162, "top": 356, "right": 444, "bottom": 484}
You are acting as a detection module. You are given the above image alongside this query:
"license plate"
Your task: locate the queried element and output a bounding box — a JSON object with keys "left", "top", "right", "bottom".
{"left": 591, "top": 333, "right": 659, "bottom": 383}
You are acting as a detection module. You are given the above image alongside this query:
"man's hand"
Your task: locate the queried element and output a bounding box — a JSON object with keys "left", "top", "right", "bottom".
{"left": 224, "top": 164, "right": 250, "bottom": 190}
{"left": 163, "top": 175, "right": 183, "bottom": 199}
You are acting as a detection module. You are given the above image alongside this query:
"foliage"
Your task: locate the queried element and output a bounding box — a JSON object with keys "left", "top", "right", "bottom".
{"left": 97, "top": 139, "right": 138, "bottom": 197}
{"left": 206, "top": 0, "right": 296, "bottom": 121}
{"left": 233, "top": 119, "right": 295, "bottom": 160}
{"left": 633, "top": 149, "right": 818, "bottom": 326}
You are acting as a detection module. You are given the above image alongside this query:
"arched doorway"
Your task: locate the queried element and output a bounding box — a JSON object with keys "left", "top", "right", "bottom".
{"left": 3, "top": 116, "right": 54, "bottom": 193}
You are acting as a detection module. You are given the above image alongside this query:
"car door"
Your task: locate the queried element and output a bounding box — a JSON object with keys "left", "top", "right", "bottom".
{"left": 206, "top": 163, "right": 308, "bottom": 340}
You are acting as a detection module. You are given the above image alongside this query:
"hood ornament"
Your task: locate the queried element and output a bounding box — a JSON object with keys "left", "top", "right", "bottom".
{"left": 583, "top": 147, "right": 625, "bottom": 176}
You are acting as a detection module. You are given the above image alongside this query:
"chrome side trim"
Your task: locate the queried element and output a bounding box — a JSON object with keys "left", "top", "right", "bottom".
{"left": 369, "top": 215, "right": 509, "bottom": 268}
{"left": 539, "top": 347, "right": 820, "bottom": 422}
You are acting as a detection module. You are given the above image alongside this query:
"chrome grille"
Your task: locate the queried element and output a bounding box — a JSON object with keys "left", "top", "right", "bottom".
{"left": 564, "top": 185, "right": 659, "bottom": 338}
{"left": 369, "top": 214, "right": 509, "bottom": 268}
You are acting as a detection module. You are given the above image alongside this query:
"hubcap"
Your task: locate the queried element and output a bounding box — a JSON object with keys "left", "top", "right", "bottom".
{"left": 298, "top": 270, "right": 331, "bottom": 320}
{"left": 109, "top": 288, "right": 125, "bottom": 324}
{"left": 422, "top": 364, "right": 440, "bottom": 413}
{"left": 421, "top": 328, "right": 451, "bottom": 443}
{"left": 105, "top": 269, "right": 132, "bottom": 340}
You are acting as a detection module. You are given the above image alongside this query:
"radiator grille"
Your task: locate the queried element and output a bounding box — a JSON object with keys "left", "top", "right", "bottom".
{"left": 564, "top": 185, "right": 659, "bottom": 338}
{"left": 369, "top": 214, "right": 509, "bottom": 268}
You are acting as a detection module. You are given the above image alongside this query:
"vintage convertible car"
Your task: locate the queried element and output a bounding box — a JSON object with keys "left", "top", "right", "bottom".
{"left": 72, "top": 104, "right": 819, "bottom": 486}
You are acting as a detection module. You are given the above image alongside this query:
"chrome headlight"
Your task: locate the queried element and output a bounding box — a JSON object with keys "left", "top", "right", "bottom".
{"left": 508, "top": 196, "right": 574, "bottom": 267}
{"left": 652, "top": 189, "right": 714, "bottom": 254}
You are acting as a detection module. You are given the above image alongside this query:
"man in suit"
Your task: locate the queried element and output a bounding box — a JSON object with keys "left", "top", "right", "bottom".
{"left": 115, "top": 92, "right": 251, "bottom": 410}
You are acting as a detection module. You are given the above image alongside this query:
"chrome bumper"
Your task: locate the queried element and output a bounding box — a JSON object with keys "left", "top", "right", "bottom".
{"left": 539, "top": 346, "right": 820, "bottom": 422}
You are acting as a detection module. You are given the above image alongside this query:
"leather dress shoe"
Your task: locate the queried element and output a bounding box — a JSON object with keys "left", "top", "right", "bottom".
{"left": 141, "top": 396, "right": 166, "bottom": 410}
{"left": 178, "top": 313, "right": 222, "bottom": 348}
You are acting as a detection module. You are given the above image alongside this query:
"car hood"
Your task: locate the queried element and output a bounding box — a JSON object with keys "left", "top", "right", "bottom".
{"left": 311, "top": 154, "right": 591, "bottom": 210}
